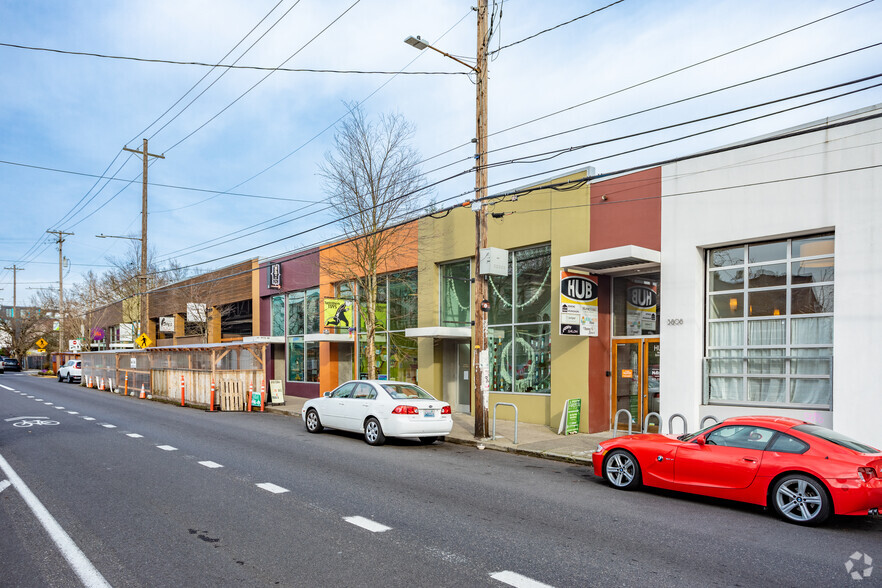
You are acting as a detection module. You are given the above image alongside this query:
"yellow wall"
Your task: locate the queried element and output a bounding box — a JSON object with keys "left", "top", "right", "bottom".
{"left": 417, "top": 171, "right": 593, "bottom": 429}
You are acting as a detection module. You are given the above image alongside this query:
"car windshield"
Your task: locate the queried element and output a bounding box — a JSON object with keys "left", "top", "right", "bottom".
{"left": 793, "top": 424, "right": 880, "bottom": 454}
{"left": 678, "top": 423, "right": 720, "bottom": 442}
{"left": 382, "top": 384, "right": 434, "bottom": 399}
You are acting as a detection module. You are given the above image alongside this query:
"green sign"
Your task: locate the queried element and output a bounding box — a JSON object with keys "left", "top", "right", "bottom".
{"left": 563, "top": 398, "right": 581, "bottom": 435}
{"left": 251, "top": 388, "right": 262, "bottom": 407}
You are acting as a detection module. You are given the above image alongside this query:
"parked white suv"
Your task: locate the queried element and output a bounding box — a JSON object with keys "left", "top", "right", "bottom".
{"left": 57, "top": 360, "right": 82, "bottom": 383}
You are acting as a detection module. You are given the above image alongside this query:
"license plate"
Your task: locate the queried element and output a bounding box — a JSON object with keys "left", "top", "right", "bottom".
{"left": 423, "top": 410, "right": 436, "bottom": 418}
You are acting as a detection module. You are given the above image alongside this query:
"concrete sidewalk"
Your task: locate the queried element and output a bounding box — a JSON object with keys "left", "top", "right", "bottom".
{"left": 265, "top": 396, "right": 615, "bottom": 466}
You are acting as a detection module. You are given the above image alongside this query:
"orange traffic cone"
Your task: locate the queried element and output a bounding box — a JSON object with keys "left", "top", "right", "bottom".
{"left": 139, "top": 383, "right": 146, "bottom": 399}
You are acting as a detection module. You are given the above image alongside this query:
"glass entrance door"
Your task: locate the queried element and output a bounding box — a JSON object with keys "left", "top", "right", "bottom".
{"left": 612, "top": 338, "right": 660, "bottom": 432}
{"left": 456, "top": 342, "right": 471, "bottom": 414}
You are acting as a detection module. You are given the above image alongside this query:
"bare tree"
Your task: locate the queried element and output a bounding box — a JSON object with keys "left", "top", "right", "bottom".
{"left": 318, "top": 105, "right": 429, "bottom": 379}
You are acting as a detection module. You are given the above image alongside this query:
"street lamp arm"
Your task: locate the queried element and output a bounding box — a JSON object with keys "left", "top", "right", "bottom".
{"left": 96, "top": 234, "right": 142, "bottom": 241}
{"left": 404, "top": 35, "right": 478, "bottom": 73}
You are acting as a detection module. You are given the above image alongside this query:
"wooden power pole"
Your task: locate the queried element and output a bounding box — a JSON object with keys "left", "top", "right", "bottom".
{"left": 46, "top": 230, "right": 73, "bottom": 353}
{"left": 123, "top": 139, "right": 164, "bottom": 339}
{"left": 3, "top": 264, "right": 22, "bottom": 358}
{"left": 473, "top": 0, "right": 490, "bottom": 438}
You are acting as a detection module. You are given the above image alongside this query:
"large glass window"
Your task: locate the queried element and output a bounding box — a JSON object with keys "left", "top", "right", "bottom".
{"left": 353, "top": 271, "right": 419, "bottom": 383}
{"left": 613, "top": 274, "right": 660, "bottom": 336}
{"left": 271, "top": 295, "right": 285, "bottom": 337}
{"left": 281, "top": 287, "right": 321, "bottom": 383}
{"left": 487, "top": 244, "right": 552, "bottom": 394}
{"left": 705, "top": 234, "right": 834, "bottom": 408}
{"left": 440, "top": 260, "right": 471, "bottom": 326}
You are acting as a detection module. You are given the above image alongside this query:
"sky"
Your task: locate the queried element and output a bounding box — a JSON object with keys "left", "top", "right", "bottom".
{"left": 1, "top": 0, "right": 880, "bottom": 306}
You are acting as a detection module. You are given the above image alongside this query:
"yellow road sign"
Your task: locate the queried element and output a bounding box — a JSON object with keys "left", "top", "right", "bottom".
{"left": 136, "top": 333, "right": 153, "bottom": 348}
{"left": 36, "top": 338, "right": 48, "bottom": 349}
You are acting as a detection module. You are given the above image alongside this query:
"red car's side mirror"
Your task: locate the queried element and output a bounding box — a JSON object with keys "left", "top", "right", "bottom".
{"left": 695, "top": 436, "right": 706, "bottom": 446}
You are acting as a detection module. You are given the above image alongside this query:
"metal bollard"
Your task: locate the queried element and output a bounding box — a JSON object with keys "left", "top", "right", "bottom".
{"left": 700, "top": 415, "right": 719, "bottom": 428}
{"left": 613, "top": 409, "right": 633, "bottom": 437}
{"left": 492, "top": 402, "right": 519, "bottom": 445}
{"left": 643, "top": 412, "right": 661, "bottom": 434}
{"left": 668, "top": 413, "right": 688, "bottom": 435}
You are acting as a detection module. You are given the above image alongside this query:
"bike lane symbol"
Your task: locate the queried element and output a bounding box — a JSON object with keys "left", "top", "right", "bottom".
{"left": 5, "top": 417, "right": 60, "bottom": 427}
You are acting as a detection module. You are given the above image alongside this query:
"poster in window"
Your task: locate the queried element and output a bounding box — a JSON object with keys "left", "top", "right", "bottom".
{"left": 626, "top": 282, "right": 657, "bottom": 335}
{"left": 559, "top": 271, "right": 598, "bottom": 336}
{"left": 323, "top": 298, "right": 353, "bottom": 329}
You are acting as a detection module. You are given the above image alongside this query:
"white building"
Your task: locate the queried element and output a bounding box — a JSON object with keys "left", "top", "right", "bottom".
{"left": 661, "top": 104, "right": 882, "bottom": 448}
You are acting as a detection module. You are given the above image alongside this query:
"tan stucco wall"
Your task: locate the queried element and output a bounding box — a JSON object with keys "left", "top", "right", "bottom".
{"left": 417, "top": 171, "right": 594, "bottom": 429}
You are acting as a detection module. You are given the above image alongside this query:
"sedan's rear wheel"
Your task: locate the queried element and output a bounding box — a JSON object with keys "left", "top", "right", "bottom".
{"left": 364, "top": 417, "right": 385, "bottom": 446}
{"left": 771, "top": 474, "right": 830, "bottom": 526}
{"left": 603, "top": 449, "right": 642, "bottom": 490}
{"left": 304, "top": 409, "right": 323, "bottom": 433}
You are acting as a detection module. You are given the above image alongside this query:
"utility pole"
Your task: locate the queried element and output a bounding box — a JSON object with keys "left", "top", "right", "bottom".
{"left": 472, "top": 0, "right": 490, "bottom": 438}
{"left": 46, "top": 230, "right": 73, "bottom": 353}
{"left": 123, "top": 139, "right": 164, "bottom": 340}
{"left": 4, "top": 264, "right": 22, "bottom": 358}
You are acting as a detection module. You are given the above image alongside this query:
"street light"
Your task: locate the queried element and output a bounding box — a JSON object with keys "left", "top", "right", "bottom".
{"left": 405, "top": 0, "right": 491, "bottom": 438}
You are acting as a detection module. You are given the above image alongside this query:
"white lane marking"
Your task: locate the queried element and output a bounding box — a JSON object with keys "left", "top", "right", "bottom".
{"left": 44, "top": 402, "right": 53, "bottom": 405}
{"left": 67, "top": 411, "right": 79, "bottom": 415}
{"left": 126, "top": 434, "right": 143, "bottom": 438}
{"left": 26, "top": 396, "right": 34, "bottom": 398}
{"left": 156, "top": 445, "right": 178, "bottom": 451}
{"left": 34, "top": 399, "right": 42, "bottom": 401}
{"left": 0, "top": 453, "right": 112, "bottom": 587}
{"left": 0, "top": 479, "right": 10, "bottom": 493}
{"left": 0, "top": 384, "right": 13, "bottom": 390}
{"left": 198, "top": 461, "right": 223, "bottom": 469}
{"left": 55, "top": 406, "right": 65, "bottom": 410}
{"left": 490, "top": 571, "right": 555, "bottom": 588}
{"left": 256, "top": 483, "right": 289, "bottom": 494}
{"left": 100, "top": 424, "right": 116, "bottom": 429}
{"left": 82, "top": 417, "right": 95, "bottom": 421}
{"left": 343, "top": 516, "right": 391, "bottom": 533}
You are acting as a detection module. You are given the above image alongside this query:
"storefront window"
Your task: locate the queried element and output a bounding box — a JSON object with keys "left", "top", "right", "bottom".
{"left": 487, "top": 244, "right": 551, "bottom": 394}
{"left": 613, "top": 275, "right": 660, "bottom": 336}
{"left": 287, "top": 337, "right": 304, "bottom": 381}
{"left": 354, "top": 271, "right": 419, "bottom": 382}
{"left": 271, "top": 295, "right": 285, "bottom": 337}
{"left": 440, "top": 260, "right": 471, "bottom": 326}
{"left": 306, "top": 288, "right": 321, "bottom": 334}
{"left": 287, "top": 291, "right": 304, "bottom": 336}
{"left": 705, "top": 233, "right": 834, "bottom": 407}
{"left": 389, "top": 270, "right": 418, "bottom": 331}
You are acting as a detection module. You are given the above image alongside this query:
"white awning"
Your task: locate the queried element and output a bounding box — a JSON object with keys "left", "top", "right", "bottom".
{"left": 242, "top": 335, "right": 285, "bottom": 344}
{"left": 560, "top": 245, "right": 660, "bottom": 276}
{"left": 404, "top": 326, "right": 471, "bottom": 339}
{"left": 304, "top": 333, "right": 355, "bottom": 343}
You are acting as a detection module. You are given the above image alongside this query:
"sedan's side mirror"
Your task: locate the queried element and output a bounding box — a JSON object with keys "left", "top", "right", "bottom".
{"left": 323, "top": 391, "right": 332, "bottom": 398}
{"left": 694, "top": 436, "right": 706, "bottom": 446}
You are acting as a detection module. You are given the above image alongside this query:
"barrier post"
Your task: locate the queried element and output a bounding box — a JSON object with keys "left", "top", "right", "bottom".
{"left": 210, "top": 379, "right": 216, "bottom": 412}
{"left": 180, "top": 374, "right": 185, "bottom": 407}
{"left": 260, "top": 379, "right": 265, "bottom": 412}
{"left": 247, "top": 381, "right": 253, "bottom": 412}
{"left": 124, "top": 372, "right": 128, "bottom": 396}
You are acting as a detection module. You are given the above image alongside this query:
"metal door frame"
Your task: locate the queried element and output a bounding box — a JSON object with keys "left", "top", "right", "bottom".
{"left": 611, "top": 338, "right": 660, "bottom": 430}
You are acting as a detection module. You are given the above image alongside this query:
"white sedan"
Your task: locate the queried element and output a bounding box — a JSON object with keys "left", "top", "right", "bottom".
{"left": 302, "top": 380, "right": 453, "bottom": 446}
{"left": 57, "top": 360, "right": 82, "bottom": 383}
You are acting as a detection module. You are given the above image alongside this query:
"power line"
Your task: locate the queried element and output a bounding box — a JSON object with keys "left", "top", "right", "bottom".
{"left": 483, "top": 0, "right": 876, "bottom": 142}
{"left": 490, "top": 0, "right": 625, "bottom": 55}
{"left": 0, "top": 42, "right": 469, "bottom": 76}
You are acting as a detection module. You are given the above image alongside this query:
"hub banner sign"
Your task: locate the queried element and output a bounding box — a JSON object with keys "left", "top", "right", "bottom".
{"left": 559, "top": 271, "right": 598, "bottom": 337}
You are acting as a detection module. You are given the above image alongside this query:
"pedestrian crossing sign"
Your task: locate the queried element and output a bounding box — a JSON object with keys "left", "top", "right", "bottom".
{"left": 36, "top": 338, "right": 48, "bottom": 349}
{"left": 136, "top": 333, "right": 153, "bottom": 348}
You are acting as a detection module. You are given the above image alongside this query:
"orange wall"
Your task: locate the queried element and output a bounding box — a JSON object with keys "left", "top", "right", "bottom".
{"left": 590, "top": 167, "right": 661, "bottom": 251}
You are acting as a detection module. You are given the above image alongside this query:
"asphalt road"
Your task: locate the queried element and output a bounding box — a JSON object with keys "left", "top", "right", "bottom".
{"left": 1, "top": 372, "right": 880, "bottom": 587}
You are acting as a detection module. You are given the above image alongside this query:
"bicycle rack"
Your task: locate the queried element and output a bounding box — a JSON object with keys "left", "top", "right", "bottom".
{"left": 643, "top": 412, "right": 662, "bottom": 434}
{"left": 700, "top": 415, "right": 719, "bottom": 428}
{"left": 492, "top": 402, "right": 519, "bottom": 445}
{"left": 613, "top": 409, "right": 633, "bottom": 437}
{"left": 668, "top": 413, "right": 688, "bottom": 435}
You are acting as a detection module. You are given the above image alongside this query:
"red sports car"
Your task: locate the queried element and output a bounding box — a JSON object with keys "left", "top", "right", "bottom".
{"left": 593, "top": 416, "right": 882, "bottom": 525}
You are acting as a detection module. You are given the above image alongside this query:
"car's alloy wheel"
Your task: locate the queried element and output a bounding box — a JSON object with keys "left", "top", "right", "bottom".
{"left": 305, "top": 409, "right": 323, "bottom": 433}
{"left": 67, "top": 374, "right": 73, "bottom": 384}
{"left": 772, "top": 474, "right": 830, "bottom": 525}
{"left": 364, "top": 417, "right": 385, "bottom": 446}
{"left": 604, "top": 449, "right": 642, "bottom": 490}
